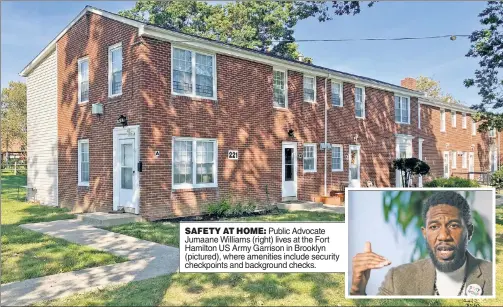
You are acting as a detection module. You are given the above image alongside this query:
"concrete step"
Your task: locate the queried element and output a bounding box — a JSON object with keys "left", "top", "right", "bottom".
{"left": 77, "top": 212, "right": 143, "bottom": 227}
{"left": 276, "top": 201, "right": 323, "bottom": 211}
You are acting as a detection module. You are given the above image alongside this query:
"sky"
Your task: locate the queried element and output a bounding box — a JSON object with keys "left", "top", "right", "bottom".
{"left": 1, "top": 1, "right": 487, "bottom": 106}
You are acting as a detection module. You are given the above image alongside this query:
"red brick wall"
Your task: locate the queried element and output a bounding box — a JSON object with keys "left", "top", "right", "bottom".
{"left": 57, "top": 12, "right": 142, "bottom": 212}
{"left": 55, "top": 12, "right": 493, "bottom": 220}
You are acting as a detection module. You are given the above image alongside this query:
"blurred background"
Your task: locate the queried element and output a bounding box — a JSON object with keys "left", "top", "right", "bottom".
{"left": 347, "top": 190, "right": 493, "bottom": 295}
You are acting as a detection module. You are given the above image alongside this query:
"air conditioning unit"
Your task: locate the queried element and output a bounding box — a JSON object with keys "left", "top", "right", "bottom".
{"left": 92, "top": 103, "right": 104, "bottom": 115}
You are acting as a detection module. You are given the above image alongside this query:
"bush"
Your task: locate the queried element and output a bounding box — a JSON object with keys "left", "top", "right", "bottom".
{"left": 491, "top": 169, "right": 503, "bottom": 190}
{"left": 424, "top": 177, "right": 480, "bottom": 188}
{"left": 207, "top": 199, "right": 257, "bottom": 218}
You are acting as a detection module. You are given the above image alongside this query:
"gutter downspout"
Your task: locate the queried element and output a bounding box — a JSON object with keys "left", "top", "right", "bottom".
{"left": 324, "top": 75, "right": 328, "bottom": 196}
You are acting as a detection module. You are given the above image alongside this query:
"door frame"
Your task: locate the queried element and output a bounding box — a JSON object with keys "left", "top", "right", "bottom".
{"left": 395, "top": 134, "right": 414, "bottom": 187}
{"left": 468, "top": 152, "right": 475, "bottom": 179}
{"left": 113, "top": 125, "right": 140, "bottom": 214}
{"left": 348, "top": 144, "right": 361, "bottom": 187}
{"left": 281, "top": 142, "right": 298, "bottom": 198}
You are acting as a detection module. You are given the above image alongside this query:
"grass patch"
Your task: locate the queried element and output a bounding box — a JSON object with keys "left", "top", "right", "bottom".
{"left": 40, "top": 206, "right": 503, "bottom": 306}
{"left": 1, "top": 172, "right": 127, "bottom": 284}
{"left": 105, "top": 209, "right": 344, "bottom": 248}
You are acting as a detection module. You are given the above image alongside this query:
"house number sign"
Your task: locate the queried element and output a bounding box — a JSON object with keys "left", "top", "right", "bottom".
{"left": 228, "top": 150, "right": 238, "bottom": 160}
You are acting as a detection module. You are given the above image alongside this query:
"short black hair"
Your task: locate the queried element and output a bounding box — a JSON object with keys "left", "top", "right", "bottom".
{"left": 422, "top": 191, "right": 472, "bottom": 227}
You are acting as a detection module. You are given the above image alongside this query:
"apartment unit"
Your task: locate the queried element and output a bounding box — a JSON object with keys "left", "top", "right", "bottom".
{"left": 21, "top": 6, "right": 496, "bottom": 220}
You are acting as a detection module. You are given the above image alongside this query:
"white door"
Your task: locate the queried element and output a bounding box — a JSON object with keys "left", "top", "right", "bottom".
{"left": 443, "top": 151, "right": 450, "bottom": 178}
{"left": 395, "top": 137, "right": 413, "bottom": 187}
{"left": 282, "top": 143, "right": 297, "bottom": 198}
{"left": 113, "top": 125, "right": 140, "bottom": 214}
{"left": 490, "top": 150, "right": 498, "bottom": 172}
{"left": 349, "top": 145, "right": 361, "bottom": 187}
{"left": 469, "top": 152, "right": 474, "bottom": 179}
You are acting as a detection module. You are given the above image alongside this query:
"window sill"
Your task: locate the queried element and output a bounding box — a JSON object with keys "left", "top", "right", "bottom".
{"left": 331, "top": 104, "right": 343, "bottom": 108}
{"left": 331, "top": 169, "right": 343, "bottom": 172}
{"left": 355, "top": 116, "right": 365, "bottom": 120}
{"left": 172, "top": 92, "right": 217, "bottom": 101}
{"left": 108, "top": 93, "right": 122, "bottom": 99}
{"left": 78, "top": 101, "right": 89, "bottom": 105}
{"left": 78, "top": 182, "right": 89, "bottom": 187}
{"left": 303, "top": 170, "right": 317, "bottom": 174}
{"left": 172, "top": 184, "right": 218, "bottom": 191}
{"left": 396, "top": 121, "right": 410, "bottom": 125}
{"left": 273, "top": 106, "right": 289, "bottom": 111}
{"left": 304, "top": 100, "right": 316, "bottom": 104}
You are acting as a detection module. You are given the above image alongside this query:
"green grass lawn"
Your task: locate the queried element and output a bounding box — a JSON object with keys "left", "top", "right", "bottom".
{"left": 37, "top": 205, "right": 503, "bottom": 306}
{"left": 1, "top": 172, "right": 127, "bottom": 284}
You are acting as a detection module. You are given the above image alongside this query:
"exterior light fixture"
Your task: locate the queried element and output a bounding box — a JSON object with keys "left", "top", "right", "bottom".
{"left": 117, "top": 115, "right": 128, "bottom": 127}
{"left": 288, "top": 129, "right": 294, "bottom": 137}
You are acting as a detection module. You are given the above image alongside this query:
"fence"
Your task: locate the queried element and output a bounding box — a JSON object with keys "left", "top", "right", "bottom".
{"left": 1, "top": 162, "right": 27, "bottom": 175}
{"left": 451, "top": 171, "right": 492, "bottom": 186}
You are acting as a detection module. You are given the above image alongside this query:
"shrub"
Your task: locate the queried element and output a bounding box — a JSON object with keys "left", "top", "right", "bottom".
{"left": 393, "top": 157, "right": 430, "bottom": 187}
{"left": 207, "top": 199, "right": 232, "bottom": 217}
{"left": 491, "top": 168, "right": 503, "bottom": 190}
{"left": 208, "top": 199, "right": 257, "bottom": 218}
{"left": 424, "top": 177, "right": 480, "bottom": 188}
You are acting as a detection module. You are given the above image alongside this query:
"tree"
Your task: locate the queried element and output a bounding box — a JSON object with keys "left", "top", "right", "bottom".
{"left": 1, "top": 82, "right": 27, "bottom": 154}
{"left": 119, "top": 1, "right": 374, "bottom": 61}
{"left": 392, "top": 157, "right": 430, "bottom": 188}
{"left": 415, "top": 76, "right": 459, "bottom": 104}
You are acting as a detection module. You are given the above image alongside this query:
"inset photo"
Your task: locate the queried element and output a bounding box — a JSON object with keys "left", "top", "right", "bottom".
{"left": 345, "top": 189, "right": 495, "bottom": 299}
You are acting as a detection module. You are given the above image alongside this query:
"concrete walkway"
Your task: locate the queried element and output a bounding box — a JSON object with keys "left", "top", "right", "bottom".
{"left": 1, "top": 219, "right": 180, "bottom": 306}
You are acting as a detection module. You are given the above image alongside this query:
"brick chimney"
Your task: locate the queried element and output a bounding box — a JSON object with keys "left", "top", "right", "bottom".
{"left": 401, "top": 77, "right": 417, "bottom": 90}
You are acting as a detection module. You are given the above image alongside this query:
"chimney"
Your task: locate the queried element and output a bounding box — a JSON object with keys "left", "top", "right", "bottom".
{"left": 401, "top": 77, "right": 417, "bottom": 90}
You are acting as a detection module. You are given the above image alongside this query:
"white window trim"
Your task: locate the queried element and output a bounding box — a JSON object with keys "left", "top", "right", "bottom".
{"left": 418, "top": 103, "right": 421, "bottom": 129}
{"left": 303, "top": 75, "right": 316, "bottom": 103}
{"left": 303, "top": 143, "right": 317, "bottom": 173}
{"left": 172, "top": 137, "right": 218, "bottom": 190}
{"left": 273, "top": 67, "right": 288, "bottom": 109}
{"left": 355, "top": 86, "right": 365, "bottom": 119}
{"left": 331, "top": 80, "right": 343, "bottom": 107}
{"left": 472, "top": 118, "right": 477, "bottom": 136}
{"left": 489, "top": 128, "right": 497, "bottom": 138}
{"left": 108, "top": 42, "right": 123, "bottom": 98}
{"left": 78, "top": 139, "right": 89, "bottom": 187}
{"left": 78, "top": 57, "right": 89, "bottom": 104}
{"left": 395, "top": 95, "right": 411, "bottom": 124}
{"left": 170, "top": 45, "right": 218, "bottom": 101}
{"left": 440, "top": 109, "right": 446, "bottom": 132}
{"left": 451, "top": 111, "right": 456, "bottom": 128}
{"left": 451, "top": 151, "right": 457, "bottom": 169}
{"left": 462, "top": 152, "right": 468, "bottom": 169}
{"left": 462, "top": 113, "right": 467, "bottom": 129}
{"left": 331, "top": 144, "right": 344, "bottom": 172}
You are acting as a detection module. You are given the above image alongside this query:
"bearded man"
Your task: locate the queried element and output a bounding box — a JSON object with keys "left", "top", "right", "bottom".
{"left": 350, "top": 191, "right": 493, "bottom": 296}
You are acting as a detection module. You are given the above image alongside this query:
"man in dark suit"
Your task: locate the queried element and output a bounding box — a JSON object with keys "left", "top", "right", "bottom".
{"left": 350, "top": 191, "right": 493, "bottom": 296}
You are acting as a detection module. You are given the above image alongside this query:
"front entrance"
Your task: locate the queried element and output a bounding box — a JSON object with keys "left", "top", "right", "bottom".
{"left": 349, "top": 145, "right": 361, "bottom": 187}
{"left": 395, "top": 135, "right": 413, "bottom": 187}
{"left": 113, "top": 126, "right": 140, "bottom": 214}
{"left": 282, "top": 142, "right": 297, "bottom": 199}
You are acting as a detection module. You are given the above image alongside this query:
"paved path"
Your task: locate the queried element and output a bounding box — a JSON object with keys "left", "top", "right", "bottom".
{"left": 1, "top": 219, "right": 180, "bottom": 306}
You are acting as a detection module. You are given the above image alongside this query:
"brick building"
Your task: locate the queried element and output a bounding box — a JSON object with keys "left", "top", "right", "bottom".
{"left": 20, "top": 6, "right": 498, "bottom": 220}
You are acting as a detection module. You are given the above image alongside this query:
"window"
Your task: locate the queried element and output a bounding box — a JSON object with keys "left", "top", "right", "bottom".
{"left": 355, "top": 86, "right": 365, "bottom": 118}
{"left": 273, "top": 69, "right": 287, "bottom": 108}
{"left": 172, "top": 47, "right": 216, "bottom": 99}
{"left": 394, "top": 95, "right": 410, "bottom": 124}
{"left": 462, "top": 152, "right": 468, "bottom": 168}
{"left": 78, "top": 139, "right": 89, "bottom": 186}
{"left": 451, "top": 111, "right": 456, "bottom": 127}
{"left": 303, "top": 144, "right": 316, "bottom": 172}
{"left": 472, "top": 118, "right": 477, "bottom": 136}
{"left": 331, "top": 145, "right": 343, "bottom": 171}
{"left": 108, "top": 43, "right": 122, "bottom": 97}
{"left": 331, "top": 81, "right": 343, "bottom": 107}
{"left": 173, "top": 138, "right": 217, "bottom": 189}
{"left": 440, "top": 109, "right": 446, "bottom": 132}
{"left": 489, "top": 128, "right": 497, "bottom": 138}
{"left": 451, "top": 151, "right": 457, "bottom": 169}
{"left": 303, "top": 76, "right": 316, "bottom": 102}
{"left": 78, "top": 57, "right": 89, "bottom": 103}
{"left": 462, "top": 113, "right": 467, "bottom": 129}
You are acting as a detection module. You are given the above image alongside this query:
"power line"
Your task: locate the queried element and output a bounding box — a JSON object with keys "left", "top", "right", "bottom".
{"left": 272, "top": 34, "right": 470, "bottom": 42}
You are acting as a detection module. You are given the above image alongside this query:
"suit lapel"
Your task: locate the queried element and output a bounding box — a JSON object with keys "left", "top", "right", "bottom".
{"left": 417, "top": 258, "right": 436, "bottom": 295}
{"left": 464, "top": 252, "right": 486, "bottom": 295}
